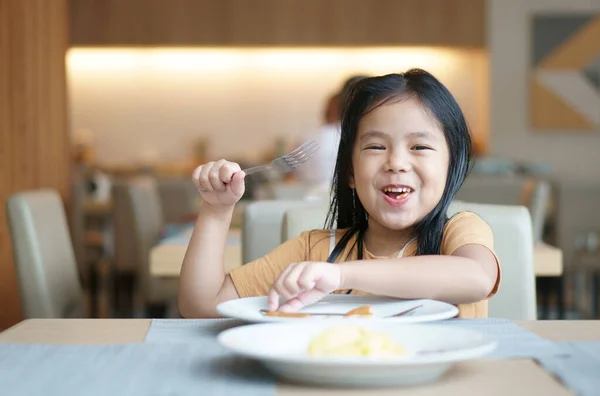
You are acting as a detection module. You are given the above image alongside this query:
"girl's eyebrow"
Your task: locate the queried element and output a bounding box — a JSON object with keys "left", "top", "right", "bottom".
{"left": 406, "top": 131, "right": 438, "bottom": 141}
{"left": 359, "top": 130, "right": 390, "bottom": 142}
{"left": 359, "top": 130, "right": 437, "bottom": 141}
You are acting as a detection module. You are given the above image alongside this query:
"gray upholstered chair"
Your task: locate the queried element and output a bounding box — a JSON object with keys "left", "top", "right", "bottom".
{"left": 454, "top": 174, "right": 528, "bottom": 206}
{"left": 156, "top": 177, "right": 199, "bottom": 223}
{"left": 448, "top": 201, "right": 536, "bottom": 320}
{"left": 6, "top": 189, "right": 85, "bottom": 318}
{"left": 529, "top": 179, "right": 551, "bottom": 244}
{"left": 242, "top": 200, "right": 321, "bottom": 263}
{"left": 456, "top": 174, "right": 551, "bottom": 243}
{"left": 282, "top": 201, "right": 536, "bottom": 320}
{"left": 112, "top": 177, "right": 177, "bottom": 317}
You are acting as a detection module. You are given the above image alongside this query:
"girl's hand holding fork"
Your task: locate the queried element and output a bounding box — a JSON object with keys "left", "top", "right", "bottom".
{"left": 192, "top": 160, "right": 246, "bottom": 209}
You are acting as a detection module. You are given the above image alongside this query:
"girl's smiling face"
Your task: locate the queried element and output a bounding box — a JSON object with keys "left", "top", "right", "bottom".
{"left": 350, "top": 97, "right": 450, "bottom": 232}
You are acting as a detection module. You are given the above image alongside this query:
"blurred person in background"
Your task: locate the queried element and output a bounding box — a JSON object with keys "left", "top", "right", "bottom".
{"left": 295, "top": 75, "right": 368, "bottom": 194}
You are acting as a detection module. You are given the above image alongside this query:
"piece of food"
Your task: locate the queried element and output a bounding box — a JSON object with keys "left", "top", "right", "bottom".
{"left": 308, "top": 325, "right": 407, "bottom": 357}
{"left": 343, "top": 305, "right": 374, "bottom": 317}
{"left": 260, "top": 305, "right": 373, "bottom": 318}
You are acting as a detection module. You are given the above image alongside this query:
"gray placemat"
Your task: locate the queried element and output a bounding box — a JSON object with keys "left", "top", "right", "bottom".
{"left": 0, "top": 342, "right": 275, "bottom": 396}
{"left": 537, "top": 342, "right": 600, "bottom": 396}
{"left": 145, "top": 318, "right": 245, "bottom": 343}
{"left": 435, "top": 318, "right": 564, "bottom": 359}
{"left": 145, "top": 318, "right": 563, "bottom": 360}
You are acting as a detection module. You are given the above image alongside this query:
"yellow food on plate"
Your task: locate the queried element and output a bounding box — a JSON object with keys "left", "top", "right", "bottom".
{"left": 308, "top": 325, "right": 407, "bottom": 357}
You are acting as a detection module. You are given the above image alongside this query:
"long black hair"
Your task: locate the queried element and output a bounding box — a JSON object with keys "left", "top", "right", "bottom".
{"left": 325, "top": 69, "right": 472, "bottom": 261}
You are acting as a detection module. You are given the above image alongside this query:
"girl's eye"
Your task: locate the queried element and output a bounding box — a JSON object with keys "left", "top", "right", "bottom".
{"left": 412, "top": 145, "right": 431, "bottom": 151}
{"left": 365, "top": 145, "right": 385, "bottom": 150}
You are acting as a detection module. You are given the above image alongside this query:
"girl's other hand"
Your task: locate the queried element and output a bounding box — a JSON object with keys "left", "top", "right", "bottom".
{"left": 268, "top": 262, "right": 341, "bottom": 312}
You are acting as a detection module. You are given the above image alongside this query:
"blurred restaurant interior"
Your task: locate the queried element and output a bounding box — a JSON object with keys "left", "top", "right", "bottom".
{"left": 2, "top": 0, "right": 600, "bottom": 331}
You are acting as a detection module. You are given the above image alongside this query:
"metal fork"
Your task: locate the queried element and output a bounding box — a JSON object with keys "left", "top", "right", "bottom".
{"left": 242, "top": 140, "right": 319, "bottom": 176}
{"left": 259, "top": 304, "right": 422, "bottom": 318}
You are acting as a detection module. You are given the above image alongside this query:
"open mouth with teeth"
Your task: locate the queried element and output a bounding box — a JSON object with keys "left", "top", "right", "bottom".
{"left": 382, "top": 186, "right": 413, "bottom": 200}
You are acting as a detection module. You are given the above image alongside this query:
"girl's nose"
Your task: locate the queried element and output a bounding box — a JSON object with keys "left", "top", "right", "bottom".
{"left": 384, "top": 149, "right": 412, "bottom": 173}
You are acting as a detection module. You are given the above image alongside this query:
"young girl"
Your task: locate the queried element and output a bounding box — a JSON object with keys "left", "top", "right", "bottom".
{"left": 179, "top": 69, "right": 501, "bottom": 319}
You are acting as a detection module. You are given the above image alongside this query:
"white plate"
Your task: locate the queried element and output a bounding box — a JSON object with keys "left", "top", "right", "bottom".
{"left": 218, "top": 321, "right": 497, "bottom": 387}
{"left": 216, "top": 295, "right": 459, "bottom": 323}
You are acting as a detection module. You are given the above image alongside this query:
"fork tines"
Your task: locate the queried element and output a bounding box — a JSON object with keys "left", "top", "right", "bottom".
{"left": 283, "top": 140, "right": 319, "bottom": 169}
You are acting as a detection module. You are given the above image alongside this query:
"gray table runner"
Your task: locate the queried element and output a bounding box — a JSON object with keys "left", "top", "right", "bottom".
{"left": 436, "top": 318, "right": 564, "bottom": 359}
{"left": 1, "top": 318, "right": 598, "bottom": 395}
{"left": 422, "top": 319, "right": 600, "bottom": 395}
{"left": 144, "top": 318, "right": 564, "bottom": 359}
{"left": 144, "top": 318, "right": 565, "bottom": 360}
{"left": 536, "top": 342, "right": 600, "bottom": 396}
{"left": 145, "top": 318, "right": 599, "bottom": 394}
{"left": 0, "top": 319, "right": 275, "bottom": 396}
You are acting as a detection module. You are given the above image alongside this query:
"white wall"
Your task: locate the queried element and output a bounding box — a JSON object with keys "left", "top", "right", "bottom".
{"left": 489, "top": 0, "right": 600, "bottom": 180}
{"left": 67, "top": 47, "right": 488, "bottom": 168}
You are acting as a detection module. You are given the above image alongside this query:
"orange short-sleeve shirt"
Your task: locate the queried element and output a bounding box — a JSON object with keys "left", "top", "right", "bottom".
{"left": 229, "top": 211, "right": 501, "bottom": 318}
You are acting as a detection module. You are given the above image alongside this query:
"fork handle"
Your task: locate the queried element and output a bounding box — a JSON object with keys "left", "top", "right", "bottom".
{"left": 242, "top": 164, "right": 272, "bottom": 176}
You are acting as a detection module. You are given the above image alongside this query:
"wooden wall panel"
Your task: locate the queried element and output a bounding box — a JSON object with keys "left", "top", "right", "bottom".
{"left": 0, "top": 0, "right": 70, "bottom": 330}
{"left": 69, "top": 0, "right": 485, "bottom": 47}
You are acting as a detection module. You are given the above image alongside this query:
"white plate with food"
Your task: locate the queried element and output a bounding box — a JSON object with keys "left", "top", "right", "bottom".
{"left": 218, "top": 321, "right": 497, "bottom": 387}
{"left": 216, "top": 295, "right": 459, "bottom": 323}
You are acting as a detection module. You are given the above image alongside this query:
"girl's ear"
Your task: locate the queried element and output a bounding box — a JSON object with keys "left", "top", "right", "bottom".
{"left": 348, "top": 173, "right": 355, "bottom": 189}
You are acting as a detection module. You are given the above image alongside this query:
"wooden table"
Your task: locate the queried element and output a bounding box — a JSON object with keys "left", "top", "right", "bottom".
{"left": 150, "top": 230, "right": 563, "bottom": 278}
{"left": 150, "top": 228, "right": 242, "bottom": 277}
{"left": 2, "top": 319, "right": 598, "bottom": 395}
{"left": 83, "top": 199, "right": 113, "bottom": 216}
{"left": 535, "top": 243, "right": 563, "bottom": 277}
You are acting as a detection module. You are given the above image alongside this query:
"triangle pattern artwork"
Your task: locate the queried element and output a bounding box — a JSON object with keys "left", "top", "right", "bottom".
{"left": 530, "top": 14, "right": 600, "bottom": 131}
{"left": 532, "top": 14, "right": 595, "bottom": 67}
{"left": 582, "top": 54, "right": 600, "bottom": 92}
